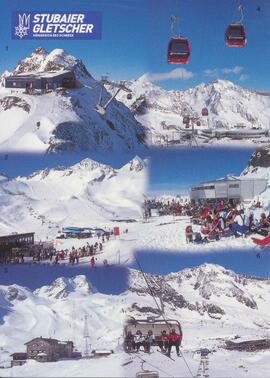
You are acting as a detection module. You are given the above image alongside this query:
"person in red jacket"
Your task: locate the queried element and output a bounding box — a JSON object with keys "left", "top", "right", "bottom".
{"left": 158, "top": 330, "right": 169, "bottom": 353}
{"left": 167, "top": 328, "right": 182, "bottom": 357}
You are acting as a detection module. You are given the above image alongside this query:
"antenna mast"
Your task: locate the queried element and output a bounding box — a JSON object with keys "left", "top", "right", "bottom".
{"left": 83, "top": 315, "right": 91, "bottom": 358}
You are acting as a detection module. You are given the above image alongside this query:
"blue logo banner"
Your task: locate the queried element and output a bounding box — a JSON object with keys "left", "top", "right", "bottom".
{"left": 12, "top": 12, "right": 102, "bottom": 40}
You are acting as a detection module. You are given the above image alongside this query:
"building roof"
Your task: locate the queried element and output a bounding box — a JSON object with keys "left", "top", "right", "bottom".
{"left": 0, "top": 232, "right": 34, "bottom": 243}
{"left": 7, "top": 70, "right": 73, "bottom": 80}
{"left": 25, "top": 337, "right": 59, "bottom": 345}
{"left": 193, "top": 175, "right": 267, "bottom": 187}
{"left": 11, "top": 352, "right": 27, "bottom": 357}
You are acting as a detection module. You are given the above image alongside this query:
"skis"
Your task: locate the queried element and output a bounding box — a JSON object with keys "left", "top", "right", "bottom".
{"left": 122, "top": 360, "right": 134, "bottom": 366}
{"left": 252, "top": 234, "right": 270, "bottom": 246}
{"left": 157, "top": 349, "right": 175, "bottom": 361}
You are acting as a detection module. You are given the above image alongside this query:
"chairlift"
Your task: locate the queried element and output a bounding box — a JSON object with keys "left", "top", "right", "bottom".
{"left": 136, "top": 371, "right": 159, "bottom": 378}
{"left": 124, "top": 317, "right": 182, "bottom": 347}
{"left": 136, "top": 360, "right": 159, "bottom": 378}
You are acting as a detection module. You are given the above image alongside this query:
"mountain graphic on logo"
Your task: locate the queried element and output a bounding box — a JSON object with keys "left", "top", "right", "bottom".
{"left": 15, "top": 13, "right": 30, "bottom": 39}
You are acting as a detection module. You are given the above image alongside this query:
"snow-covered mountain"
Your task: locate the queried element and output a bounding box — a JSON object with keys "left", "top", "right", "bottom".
{"left": 0, "top": 48, "right": 146, "bottom": 153}
{"left": 123, "top": 264, "right": 270, "bottom": 378}
{"left": 240, "top": 147, "right": 270, "bottom": 210}
{"left": 242, "top": 147, "right": 270, "bottom": 177}
{"left": 127, "top": 263, "right": 270, "bottom": 326}
{"left": 1, "top": 264, "right": 269, "bottom": 376}
{"left": 111, "top": 76, "right": 270, "bottom": 144}
{"left": 0, "top": 156, "right": 147, "bottom": 238}
{"left": 0, "top": 275, "right": 124, "bottom": 366}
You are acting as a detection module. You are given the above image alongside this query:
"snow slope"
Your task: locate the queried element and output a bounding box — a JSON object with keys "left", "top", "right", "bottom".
{"left": 111, "top": 76, "right": 270, "bottom": 146}
{"left": 1, "top": 264, "right": 269, "bottom": 377}
{"left": 0, "top": 156, "right": 147, "bottom": 240}
{"left": 123, "top": 264, "right": 270, "bottom": 377}
{"left": 241, "top": 147, "right": 270, "bottom": 212}
{"left": 0, "top": 48, "right": 146, "bottom": 153}
{"left": 0, "top": 274, "right": 124, "bottom": 377}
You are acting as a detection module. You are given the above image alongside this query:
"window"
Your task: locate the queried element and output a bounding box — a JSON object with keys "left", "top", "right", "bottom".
{"left": 191, "top": 185, "right": 215, "bottom": 191}
{"left": 229, "top": 184, "right": 239, "bottom": 188}
{"left": 13, "top": 82, "right": 16, "bottom": 87}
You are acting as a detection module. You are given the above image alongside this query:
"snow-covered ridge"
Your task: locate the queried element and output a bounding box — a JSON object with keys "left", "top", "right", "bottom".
{"left": 13, "top": 47, "right": 92, "bottom": 85}
{"left": 111, "top": 76, "right": 270, "bottom": 143}
{"left": 0, "top": 156, "right": 147, "bottom": 238}
{"left": 0, "top": 274, "right": 124, "bottom": 362}
{"left": 0, "top": 48, "right": 146, "bottom": 153}
{"left": 128, "top": 263, "right": 270, "bottom": 321}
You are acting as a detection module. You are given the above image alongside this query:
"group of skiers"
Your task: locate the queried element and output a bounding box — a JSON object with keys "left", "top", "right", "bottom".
{"left": 144, "top": 199, "right": 190, "bottom": 218}
{"left": 185, "top": 199, "right": 270, "bottom": 243}
{"left": 4, "top": 234, "right": 110, "bottom": 266}
{"left": 124, "top": 328, "right": 182, "bottom": 358}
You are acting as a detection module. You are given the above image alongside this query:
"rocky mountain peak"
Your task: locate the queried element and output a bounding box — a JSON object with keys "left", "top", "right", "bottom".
{"left": 242, "top": 147, "right": 270, "bottom": 176}
{"left": 12, "top": 47, "right": 92, "bottom": 83}
{"left": 34, "top": 275, "right": 93, "bottom": 300}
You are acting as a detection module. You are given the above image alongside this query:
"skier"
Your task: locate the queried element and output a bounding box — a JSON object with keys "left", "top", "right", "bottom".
{"left": 158, "top": 330, "right": 169, "bottom": 353}
{"left": 143, "top": 330, "right": 154, "bottom": 353}
{"left": 124, "top": 331, "right": 134, "bottom": 352}
{"left": 185, "top": 225, "right": 193, "bottom": 243}
{"left": 133, "top": 330, "right": 145, "bottom": 352}
{"left": 90, "top": 256, "right": 96, "bottom": 267}
{"left": 167, "top": 328, "right": 182, "bottom": 357}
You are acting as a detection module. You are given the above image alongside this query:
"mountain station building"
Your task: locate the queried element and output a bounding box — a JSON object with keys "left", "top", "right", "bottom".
{"left": 5, "top": 70, "right": 76, "bottom": 92}
{"left": 189, "top": 175, "right": 267, "bottom": 203}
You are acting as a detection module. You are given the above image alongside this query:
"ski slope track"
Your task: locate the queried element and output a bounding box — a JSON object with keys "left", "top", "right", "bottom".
{"left": 0, "top": 275, "right": 125, "bottom": 377}
{"left": 123, "top": 264, "right": 270, "bottom": 377}
{"left": 0, "top": 264, "right": 269, "bottom": 376}
{"left": 110, "top": 75, "right": 270, "bottom": 147}
{"left": 0, "top": 156, "right": 147, "bottom": 242}
{"left": 0, "top": 48, "right": 146, "bottom": 153}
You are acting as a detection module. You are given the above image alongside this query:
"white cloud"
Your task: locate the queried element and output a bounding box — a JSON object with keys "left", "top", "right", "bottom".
{"left": 203, "top": 66, "right": 244, "bottom": 77}
{"left": 146, "top": 68, "right": 194, "bottom": 82}
{"left": 222, "top": 66, "right": 243, "bottom": 74}
{"left": 239, "top": 74, "right": 249, "bottom": 81}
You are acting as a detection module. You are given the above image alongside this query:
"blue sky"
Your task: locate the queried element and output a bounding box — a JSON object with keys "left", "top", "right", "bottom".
{"left": 1, "top": 0, "right": 270, "bottom": 90}
{"left": 148, "top": 147, "right": 253, "bottom": 195}
{"left": 0, "top": 264, "right": 128, "bottom": 294}
{"left": 131, "top": 249, "right": 270, "bottom": 278}
{"left": 0, "top": 148, "right": 253, "bottom": 185}
{"left": 0, "top": 151, "right": 139, "bottom": 177}
{"left": 0, "top": 0, "right": 148, "bottom": 81}
{"left": 147, "top": 0, "right": 270, "bottom": 90}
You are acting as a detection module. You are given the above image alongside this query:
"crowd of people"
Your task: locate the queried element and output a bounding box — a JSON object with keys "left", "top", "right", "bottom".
{"left": 124, "top": 328, "right": 182, "bottom": 358}
{"left": 3, "top": 233, "right": 111, "bottom": 266}
{"left": 186, "top": 199, "right": 270, "bottom": 243}
{"left": 144, "top": 199, "right": 191, "bottom": 218}
{"left": 144, "top": 197, "right": 270, "bottom": 244}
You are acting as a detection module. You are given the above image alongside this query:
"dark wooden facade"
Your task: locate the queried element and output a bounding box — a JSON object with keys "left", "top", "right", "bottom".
{"left": 0, "top": 233, "right": 34, "bottom": 263}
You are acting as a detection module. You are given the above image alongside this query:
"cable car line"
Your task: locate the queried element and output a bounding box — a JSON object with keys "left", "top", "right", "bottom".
{"left": 167, "top": 0, "right": 190, "bottom": 64}
{"left": 225, "top": 3, "right": 246, "bottom": 47}
{"left": 134, "top": 256, "right": 195, "bottom": 378}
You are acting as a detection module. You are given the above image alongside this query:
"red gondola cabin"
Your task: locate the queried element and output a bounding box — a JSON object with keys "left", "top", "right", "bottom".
{"left": 167, "top": 37, "right": 190, "bottom": 64}
{"left": 225, "top": 24, "right": 246, "bottom": 47}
